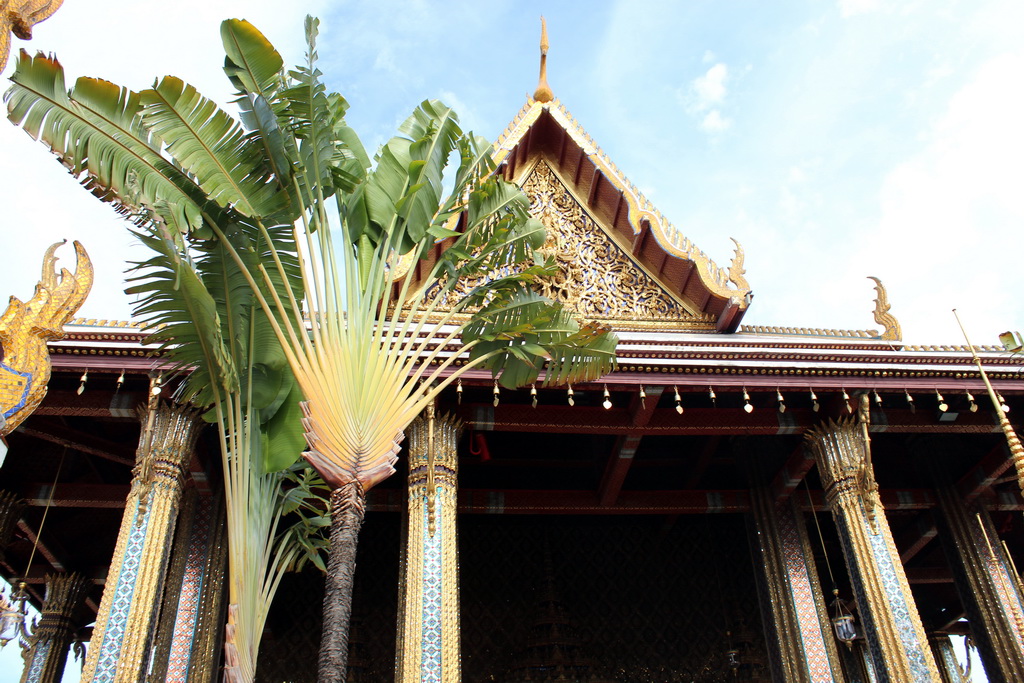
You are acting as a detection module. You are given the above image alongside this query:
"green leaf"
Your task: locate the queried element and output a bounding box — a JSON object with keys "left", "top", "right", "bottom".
{"left": 263, "top": 377, "right": 306, "bottom": 472}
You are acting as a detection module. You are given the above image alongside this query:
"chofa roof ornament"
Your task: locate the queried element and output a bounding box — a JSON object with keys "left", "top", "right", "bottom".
{"left": 0, "top": 240, "right": 93, "bottom": 436}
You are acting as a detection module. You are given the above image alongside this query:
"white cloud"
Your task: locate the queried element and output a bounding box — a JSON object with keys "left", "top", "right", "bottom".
{"left": 700, "top": 110, "right": 732, "bottom": 133}
{"left": 691, "top": 63, "right": 729, "bottom": 111}
{"left": 847, "top": 51, "right": 1024, "bottom": 341}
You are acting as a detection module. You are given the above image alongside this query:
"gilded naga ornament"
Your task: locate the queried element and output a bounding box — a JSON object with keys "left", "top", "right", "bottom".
{"left": 0, "top": 240, "right": 92, "bottom": 436}
{"left": 0, "top": 0, "right": 64, "bottom": 73}
{"left": 868, "top": 276, "right": 901, "bottom": 341}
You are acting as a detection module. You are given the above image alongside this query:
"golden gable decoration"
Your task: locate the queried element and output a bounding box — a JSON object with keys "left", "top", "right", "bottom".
{"left": 421, "top": 161, "right": 714, "bottom": 330}
{"left": 0, "top": 240, "right": 92, "bottom": 436}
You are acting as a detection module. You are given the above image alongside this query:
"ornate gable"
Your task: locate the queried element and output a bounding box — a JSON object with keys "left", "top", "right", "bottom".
{"left": 523, "top": 161, "right": 713, "bottom": 330}
{"left": 490, "top": 97, "right": 752, "bottom": 333}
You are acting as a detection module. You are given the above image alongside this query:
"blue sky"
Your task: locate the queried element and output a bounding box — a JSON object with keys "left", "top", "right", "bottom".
{"left": 0, "top": 3, "right": 1014, "bottom": 679}
{"left": 1, "top": 0, "right": 1022, "bottom": 345}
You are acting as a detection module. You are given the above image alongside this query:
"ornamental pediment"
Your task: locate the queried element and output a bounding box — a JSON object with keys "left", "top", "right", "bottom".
{"left": 523, "top": 161, "right": 712, "bottom": 329}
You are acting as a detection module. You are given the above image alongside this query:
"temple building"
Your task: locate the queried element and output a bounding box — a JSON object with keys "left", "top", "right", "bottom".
{"left": 3, "top": 32, "right": 1024, "bottom": 683}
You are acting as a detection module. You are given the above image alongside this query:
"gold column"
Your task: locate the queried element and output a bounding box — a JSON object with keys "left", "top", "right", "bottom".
{"left": 81, "top": 402, "right": 202, "bottom": 683}
{"left": 20, "top": 572, "right": 90, "bottom": 683}
{"left": 750, "top": 486, "right": 846, "bottom": 682}
{"left": 805, "top": 414, "right": 941, "bottom": 683}
{"left": 934, "top": 487, "right": 1024, "bottom": 680}
{"left": 148, "top": 488, "right": 228, "bottom": 683}
{"left": 929, "top": 636, "right": 967, "bottom": 683}
{"left": 396, "top": 408, "right": 461, "bottom": 683}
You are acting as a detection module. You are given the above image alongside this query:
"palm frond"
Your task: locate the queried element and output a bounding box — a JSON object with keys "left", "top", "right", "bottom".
{"left": 5, "top": 51, "right": 221, "bottom": 238}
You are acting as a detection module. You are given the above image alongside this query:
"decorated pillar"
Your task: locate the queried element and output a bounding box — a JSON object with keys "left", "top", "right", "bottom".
{"left": 749, "top": 486, "right": 846, "bottom": 682}
{"left": 20, "top": 572, "right": 90, "bottom": 683}
{"left": 934, "top": 486, "right": 1024, "bottom": 681}
{"left": 804, "top": 407, "right": 941, "bottom": 683}
{"left": 929, "top": 636, "right": 967, "bottom": 683}
{"left": 396, "top": 407, "right": 461, "bottom": 683}
{"left": 148, "top": 488, "right": 228, "bottom": 683}
{"left": 81, "top": 402, "right": 202, "bottom": 683}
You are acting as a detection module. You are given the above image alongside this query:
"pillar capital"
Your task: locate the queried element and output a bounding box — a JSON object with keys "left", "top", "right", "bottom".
{"left": 21, "top": 572, "right": 90, "bottom": 683}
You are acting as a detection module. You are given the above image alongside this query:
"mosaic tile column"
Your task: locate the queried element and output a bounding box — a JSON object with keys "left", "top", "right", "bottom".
{"left": 20, "top": 572, "right": 90, "bottom": 683}
{"left": 81, "top": 402, "right": 202, "bottom": 683}
{"left": 934, "top": 486, "right": 1024, "bottom": 682}
{"left": 749, "top": 486, "right": 846, "bottom": 682}
{"left": 396, "top": 408, "right": 461, "bottom": 683}
{"left": 929, "top": 636, "right": 967, "bottom": 683}
{"left": 148, "top": 488, "right": 228, "bottom": 683}
{"left": 805, "top": 416, "right": 941, "bottom": 683}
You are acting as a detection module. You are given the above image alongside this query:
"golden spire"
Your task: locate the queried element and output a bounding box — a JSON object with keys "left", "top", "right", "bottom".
{"left": 533, "top": 16, "right": 553, "bottom": 103}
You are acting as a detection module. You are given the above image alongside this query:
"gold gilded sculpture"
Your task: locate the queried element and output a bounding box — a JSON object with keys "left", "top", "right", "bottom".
{"left": 0, "top": 240, "right": 92, "bottom": 436}
{"left": 868, "top": 276, "right": 901, "bottom": 341}
{"left": 0, "top": 0, "right": 64, "bottom": 73}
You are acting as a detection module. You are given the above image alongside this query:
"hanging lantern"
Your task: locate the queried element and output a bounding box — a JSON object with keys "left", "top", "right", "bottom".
{"left": 831, "top": 589, "right": 857, "bottom": 647}
{"left": 0, "top": 581, "right": 28, "bottom": 648}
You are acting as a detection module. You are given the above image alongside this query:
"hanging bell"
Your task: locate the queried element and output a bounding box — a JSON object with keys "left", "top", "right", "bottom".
{"left": 673, "top": 386, "right": 683, "bottom": 414}
{"left": 810, "top": 388, "right": 819, "bottom": 413}
{"left": 493, "top": 380, "right": 500, "bottom": 408}
{"left": 776, "top": 389, "right": 786, "bottom": 414}
{"left": 639, "top": 385, "right": 646, "bottom": 409}
{"left": 530, "top": 383, "right": 538, "bottom": 409}
{"left": 77, "top": 370, "right": 88, "bottom": 396}
{"left": 603, "top": 385, "right": 613, "bottom": 410}
{"left": 742, "top": 388, "right": 753, "bottom": 414}
{"left": 567, "top": 384, "right": 575, "bottom": 407}
{"left": 456, "top": 378, "right": 463, "bottom": 405}
{"left": 966, "top": 391, "right": 978, "bottom": 413}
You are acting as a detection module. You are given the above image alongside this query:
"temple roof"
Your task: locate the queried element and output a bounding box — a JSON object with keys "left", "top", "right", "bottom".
{"left": 489, "top": 96, "right": 752, "bottom": 333}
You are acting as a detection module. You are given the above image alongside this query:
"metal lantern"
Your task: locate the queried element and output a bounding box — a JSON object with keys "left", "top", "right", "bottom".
{"left": 0, "top": 581, "right": 28, "bottom": 648}
{"left": 831, "top": 589, "right": 858, "bottom": 646}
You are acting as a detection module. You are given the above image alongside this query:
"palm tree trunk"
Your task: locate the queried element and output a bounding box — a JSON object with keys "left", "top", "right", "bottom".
{"left": 319, "top": 480, "right": 366, "bottom": 682}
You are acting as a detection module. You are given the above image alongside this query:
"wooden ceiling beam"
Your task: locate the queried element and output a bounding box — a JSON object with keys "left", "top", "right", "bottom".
{"left": 957, "top": 441, "right": 1012, "bottom": 503}
{"left": 33, "top": 389, "right": 144, "bottom": 418}
{"left": 896, "top": 512, "right": 938, "bottom": 564}
{"left": 17, "top": 419, "right": 135, "bottom": 466}
{"left": 455, "top": 404, "right": 1009, "bottom": 437}
{"left": 19, "top": 483, "right": 129, "bottom": 509}
{"left": 905, "top": 566, "right": 954, "bottom": 584}
{"left": 597, "top": 435, "right": 642, "bottom": 507}
{"left": 364, "top": 487, "right": 1019, "bottom": 514}
{"left": 770, "top": 443, "right": 815, "bottom": 503}
{"left": 684, "top": 436, "right": 721, "bottom": 489}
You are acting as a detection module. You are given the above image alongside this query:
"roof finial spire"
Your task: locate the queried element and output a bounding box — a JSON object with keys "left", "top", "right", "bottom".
{"left": 534, "top": 16, "right": 554, "bottom": 103}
